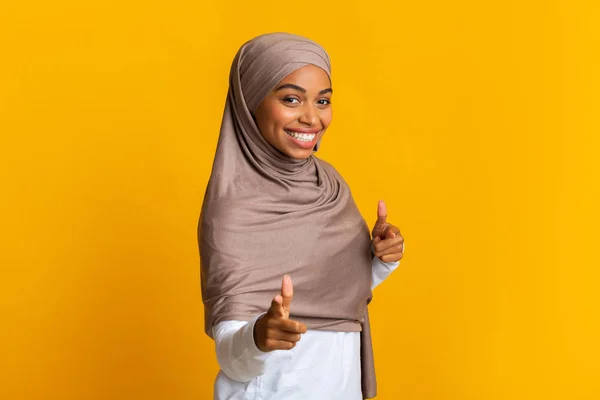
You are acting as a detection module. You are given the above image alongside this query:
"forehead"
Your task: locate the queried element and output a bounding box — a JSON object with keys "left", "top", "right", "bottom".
{"left": 278, "top": 64, "right": 331, "bottom": 89}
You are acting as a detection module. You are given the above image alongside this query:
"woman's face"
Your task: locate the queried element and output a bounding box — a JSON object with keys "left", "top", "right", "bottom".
{"left": 254, "top": 64, "right": 332, "bottom": 160}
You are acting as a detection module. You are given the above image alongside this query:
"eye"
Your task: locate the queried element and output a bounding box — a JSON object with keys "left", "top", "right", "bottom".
{"left": 283, "top": 97, "right": 300, "bottom": 104}
{"left": 317, "top": 98, "right": 331, "bottom": 106}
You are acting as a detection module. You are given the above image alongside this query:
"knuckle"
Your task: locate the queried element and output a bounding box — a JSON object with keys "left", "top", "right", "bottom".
{"left": 269, "top": 326, "right": 281, "bottom": 336}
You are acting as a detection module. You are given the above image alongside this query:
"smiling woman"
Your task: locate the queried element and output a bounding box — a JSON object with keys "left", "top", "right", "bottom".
{"left": 254, "top": 65, "right": 333, "bottom": 158}
{"left": 198, "top": 32, "right": 404, "bottom": 399}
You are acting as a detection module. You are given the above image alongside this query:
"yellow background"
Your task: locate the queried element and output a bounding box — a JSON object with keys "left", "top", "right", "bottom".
{"left": 2, "top": 1, "right": 599, "bottom": 399}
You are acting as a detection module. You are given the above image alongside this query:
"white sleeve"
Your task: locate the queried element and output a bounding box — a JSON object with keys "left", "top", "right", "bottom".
{"left": 212, "top": 313, "right": 273, "bottom": 383}
{"left": 371, "top": 243, "right": 401, "bottom": 290}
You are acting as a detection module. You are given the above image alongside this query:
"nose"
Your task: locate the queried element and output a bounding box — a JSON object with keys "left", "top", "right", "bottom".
{"left": 298, "top": 103, "right": 319, "bottom": 126}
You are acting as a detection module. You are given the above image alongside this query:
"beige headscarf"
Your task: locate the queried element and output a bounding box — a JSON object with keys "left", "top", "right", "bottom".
{"left": 198, "top": 32, "right": 377, "bottom": 398}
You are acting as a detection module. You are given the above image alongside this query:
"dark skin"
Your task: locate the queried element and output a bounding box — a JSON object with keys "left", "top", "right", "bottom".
{"left": 253, "top": 274, "right": 306, "bottom": 352}
{"left": 372, "top": 200, "right": 405, "bottom": 263}
{"left": 254, "top": 64, "right": 332, "bottom": 161}
{"left": 253, "top": 66, "right": 404, "bottom": 353}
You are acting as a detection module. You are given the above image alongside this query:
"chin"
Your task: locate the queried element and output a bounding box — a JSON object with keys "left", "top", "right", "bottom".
{"left": 285, "top": 148, "right": 314, "bottom": 160}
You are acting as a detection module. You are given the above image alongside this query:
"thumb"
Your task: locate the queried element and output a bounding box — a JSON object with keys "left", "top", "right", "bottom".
{"left": 374, "top": 200, "right": 388, "bottom": 236}
{"left": 268, "top": 294, "right": 285, "bottom": 318}
{"left": 281, "top": 274, "right": 293, "bottom": 318}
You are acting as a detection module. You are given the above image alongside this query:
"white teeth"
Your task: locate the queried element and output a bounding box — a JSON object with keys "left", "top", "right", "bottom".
{"left": 284, "top": 130, "right": 316, "bottom": 142}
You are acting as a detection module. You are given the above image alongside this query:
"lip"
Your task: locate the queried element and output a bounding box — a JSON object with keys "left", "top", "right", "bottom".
{"left": 284, "top": 129, "right": 320, "bottom": 149}
{"left": 284, "top": 128, "right": 321, "bottom": 134}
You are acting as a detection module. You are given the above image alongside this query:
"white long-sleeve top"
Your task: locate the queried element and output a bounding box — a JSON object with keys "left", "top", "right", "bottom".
{"left": 212, "top": 255, "right": 400, "bottom": 400}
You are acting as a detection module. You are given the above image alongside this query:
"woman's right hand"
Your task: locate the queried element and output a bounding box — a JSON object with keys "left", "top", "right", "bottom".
{"left": 253, "top": 274, "right": 307, "bottom": 352}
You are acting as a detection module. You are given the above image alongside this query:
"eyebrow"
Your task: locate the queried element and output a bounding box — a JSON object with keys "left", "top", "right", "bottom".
{"left": 274, "top": 83, "right": 333, "bottom": 95}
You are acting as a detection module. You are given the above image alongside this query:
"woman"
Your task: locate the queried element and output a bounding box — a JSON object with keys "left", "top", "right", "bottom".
{"left": 199, "top": 32, "right": 404, "bottom": 399}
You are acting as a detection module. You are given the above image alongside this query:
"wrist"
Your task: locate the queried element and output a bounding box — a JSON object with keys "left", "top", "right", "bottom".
{"left": 252, "top": 313, "right": 268, "bottom": 353}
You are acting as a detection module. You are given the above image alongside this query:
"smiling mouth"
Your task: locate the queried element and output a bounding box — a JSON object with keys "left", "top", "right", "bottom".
{"left": 284, "top": 129, "right": 318, "bottom": 143}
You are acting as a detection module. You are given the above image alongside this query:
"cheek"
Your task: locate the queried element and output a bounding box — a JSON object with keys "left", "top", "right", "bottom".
{"left": 321, "top": 109, "right": 333, "bottom": 128}
{"left": 259, "top": 103, "right": 298, "bottom": 134}
{"left": 269, "top": 106, "right": 299, "bottom": 128}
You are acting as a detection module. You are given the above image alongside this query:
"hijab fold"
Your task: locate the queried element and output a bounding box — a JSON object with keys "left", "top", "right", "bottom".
{"left": 199, "top": 32, "right": 377, "bottom": 398}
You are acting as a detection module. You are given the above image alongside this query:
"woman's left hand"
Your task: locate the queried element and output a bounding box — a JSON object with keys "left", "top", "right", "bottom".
{"left": 371, "top": 200, "right": 404, "bottom": 263}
